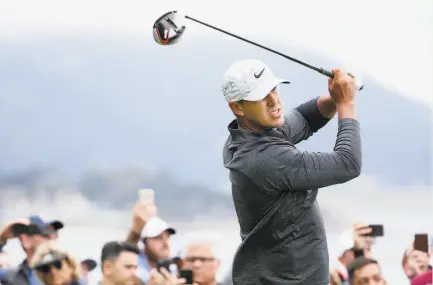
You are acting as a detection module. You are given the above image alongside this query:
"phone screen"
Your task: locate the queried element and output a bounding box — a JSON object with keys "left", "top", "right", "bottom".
{"left": 414, "top": 234, "right": 429, "bottom": 253}
{"left": 138, "top": 189, "right": 154, "bottom": 203}
{"left": 180, "top": 270, "right": 193, "bottom": 284}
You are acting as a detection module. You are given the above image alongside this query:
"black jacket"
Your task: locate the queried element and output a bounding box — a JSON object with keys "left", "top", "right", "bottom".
{"left": 223, "top": 98, "right": 362, "bottom": 285}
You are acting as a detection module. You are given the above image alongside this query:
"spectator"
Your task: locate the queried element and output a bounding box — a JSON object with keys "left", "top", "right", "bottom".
{"left": 347, "top": 257, "right": 387, "bottom": 285}
{"left": 329, "top": 224, "right": 374, "bottom": 284}
{"left": 125, "top": 201, "right": 176, "bottom": 283}
{"left": 100, "top": 241, "right": 139, "bottom": 285}
{"left": 402, "top": 247, "right": 431, "bottom": 280}
{"left": 30, "top": 241, "right": 82, "bottom": 285}
{"left": 179, "top": 232, "right": 221, "bottom": 285}
{"left": 80, "top": 259, "right": 97, "bottom": 285}
{"left": 138, "top": 217, "right": 176, "bottom": 282}
{"left": 0, "top": 215, "right": 64, "bottom": 285}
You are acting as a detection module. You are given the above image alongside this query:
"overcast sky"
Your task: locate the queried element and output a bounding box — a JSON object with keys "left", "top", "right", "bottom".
{"left": 0, "top": 0, "right": 432, "bottom": 105}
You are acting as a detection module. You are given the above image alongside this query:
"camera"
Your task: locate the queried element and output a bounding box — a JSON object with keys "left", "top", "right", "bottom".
{"left": 156, "top": 257, "right": 182, "bottom": 273}
{"left": 156, "top": 257, "right": 194, "bottom": 284}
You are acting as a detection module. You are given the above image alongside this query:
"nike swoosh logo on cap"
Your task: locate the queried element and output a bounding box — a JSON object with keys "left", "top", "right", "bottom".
{"left": 254, "top": 68, "right": 265, "bottom": 78}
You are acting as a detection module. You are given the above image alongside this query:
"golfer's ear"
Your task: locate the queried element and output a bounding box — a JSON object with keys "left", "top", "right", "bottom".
{"left": 229, "top": 102, "right": 244, "bottom": 117}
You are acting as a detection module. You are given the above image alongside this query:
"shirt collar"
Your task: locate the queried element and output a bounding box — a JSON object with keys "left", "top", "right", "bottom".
{"left": 227, "top": 119, "right": 284, "bottom": 145}
{"left": 17, "top": 260, "right": 32, "bottom": 276}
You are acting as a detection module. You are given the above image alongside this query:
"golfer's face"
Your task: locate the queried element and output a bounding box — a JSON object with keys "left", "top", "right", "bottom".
{"left": 242, "top": 87, "right": 284, "bottom": 128}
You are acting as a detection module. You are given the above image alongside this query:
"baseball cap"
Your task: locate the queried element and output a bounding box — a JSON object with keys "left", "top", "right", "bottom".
{"left": 221, "top": 59, "right": 290, "bottom": 102}
{"left": 12, "top": 215, "right": 64, "bottom": 237}
{"left": 141, "top": 217, "right": 176, "bottom": 239}
{"left": 32, "top": 250, "right": 66, "bottom": 270}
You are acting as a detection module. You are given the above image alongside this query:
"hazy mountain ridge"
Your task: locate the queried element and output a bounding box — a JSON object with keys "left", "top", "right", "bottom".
{"left": 0, "top": 166, "right": 236, "bottom": 221}
{"left": 0, "top": 35, "right": 430, "bottom": 190}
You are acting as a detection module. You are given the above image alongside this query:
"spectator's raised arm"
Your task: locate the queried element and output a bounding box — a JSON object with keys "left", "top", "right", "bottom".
{"left": 126, "top": 200, "right": 157, "bottom": 245}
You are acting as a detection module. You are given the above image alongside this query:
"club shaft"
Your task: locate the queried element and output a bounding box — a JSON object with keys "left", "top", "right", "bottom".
{"left": 184, "top": 15, "right": 334, "bottom": 79}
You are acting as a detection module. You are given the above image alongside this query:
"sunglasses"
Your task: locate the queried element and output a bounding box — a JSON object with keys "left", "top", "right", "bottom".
{"left": 35, "top": 260, "right": 63, "bottom": 273}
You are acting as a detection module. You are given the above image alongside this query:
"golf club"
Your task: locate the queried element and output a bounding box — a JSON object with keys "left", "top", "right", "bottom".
{"left": 152, "top": 11, "right": 364, "bottom": 91}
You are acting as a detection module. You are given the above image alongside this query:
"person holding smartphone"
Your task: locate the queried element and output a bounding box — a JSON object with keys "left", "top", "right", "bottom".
{"left": 402, "top": 235, "right": 432, "bottom": 282}
{"left": 125, "top": 191, "right": 180, "bottom": 284}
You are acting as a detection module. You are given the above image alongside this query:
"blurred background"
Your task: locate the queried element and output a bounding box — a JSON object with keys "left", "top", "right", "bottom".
{"left": 0, "top": 1, "right": 431, "bottom": 285}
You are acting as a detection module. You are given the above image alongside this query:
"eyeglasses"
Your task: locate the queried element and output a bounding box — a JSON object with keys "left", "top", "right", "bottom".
{"left": 184, "top": 257, "right": 215, "bottom": 264}
{"left": 35, "top": 260, "right": 63, "bottom": 273}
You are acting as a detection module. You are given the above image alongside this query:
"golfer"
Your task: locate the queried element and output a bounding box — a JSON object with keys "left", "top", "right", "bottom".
{"left": 222, "top": 59, "right": 361, "bottom": 285}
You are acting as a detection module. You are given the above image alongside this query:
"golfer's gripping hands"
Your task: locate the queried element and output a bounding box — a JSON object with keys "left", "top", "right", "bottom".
{"left": 328, "top": 68, "right": 357, "bottom": 120}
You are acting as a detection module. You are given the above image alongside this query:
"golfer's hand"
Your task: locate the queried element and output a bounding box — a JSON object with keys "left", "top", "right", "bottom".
{"left": 328, "top": 68, "right": 356, "bottom": 105}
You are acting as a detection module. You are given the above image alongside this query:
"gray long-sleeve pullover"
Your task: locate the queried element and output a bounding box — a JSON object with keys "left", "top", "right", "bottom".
{"left": 223, "top": 98, "right": 362, "bottom": 285}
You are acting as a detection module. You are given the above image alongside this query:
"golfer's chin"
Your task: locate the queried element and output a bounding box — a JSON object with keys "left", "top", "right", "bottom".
{"left": 267, "top": 115, "right": 284, "bottom": 128}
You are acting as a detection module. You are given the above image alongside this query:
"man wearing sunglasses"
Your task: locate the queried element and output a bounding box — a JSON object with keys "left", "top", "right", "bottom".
{"left": 31, "top": 244, "right": 83, "bottom": 285}
{"left": 35, "top": 255, "right": 65, "bottom": 274}
{"left": 0, "top": 215, "right": 64, "bottom": 285}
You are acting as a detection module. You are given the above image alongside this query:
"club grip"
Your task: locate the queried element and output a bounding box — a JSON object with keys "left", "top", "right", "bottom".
{"left": 320, "top": 68, "right": 334, "bottom": 78}
{"left": 320, "top": 68, "right": 364, "bottom": 91}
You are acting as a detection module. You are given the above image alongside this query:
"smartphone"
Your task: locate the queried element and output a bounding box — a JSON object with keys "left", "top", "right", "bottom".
{"left": 156, "top": 259, "right": 172, "bottom": 273}
{"left": 180, "top": 269, "right": 193, "bottom": 284}
{"left": 138, "top": 189, "right": 154, "bottom": 203}
{"left": 361, "top": 224, "right": 384, "bottom": 237}
{"left": 414, "top": 233, "right": 429, "bottom": 253}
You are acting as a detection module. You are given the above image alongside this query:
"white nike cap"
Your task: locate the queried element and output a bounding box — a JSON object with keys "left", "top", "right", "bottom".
{"left": 222, "top": 59, "right": 290, "bottom": 102}
{"left": 141, "top": 217, "right": 176, "bottom": 238}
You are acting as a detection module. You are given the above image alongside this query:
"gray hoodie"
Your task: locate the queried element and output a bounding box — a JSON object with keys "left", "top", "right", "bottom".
{"left": 223, "top": 98, "right": 362, "bottom": 285}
